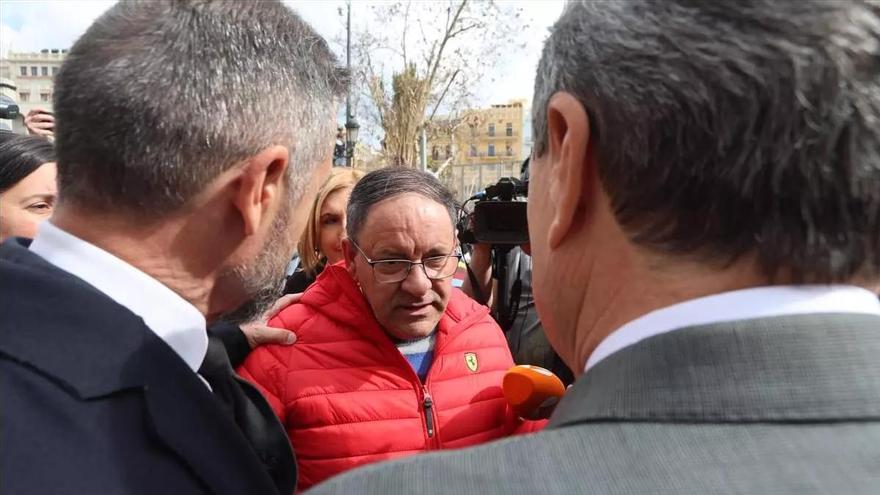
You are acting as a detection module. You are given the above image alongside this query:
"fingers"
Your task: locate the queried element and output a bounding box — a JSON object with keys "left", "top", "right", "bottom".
{"left": 26, "top": 113, "right": 55, "bottom": 123}
{"left": 25, "top": 110, "right": 55, "bottom": 137}
{"left": 28, "top": 122, "right": 55, "bottom": 132}
{"left": 242, "top": 324, "right": 297, "bottom": 349}
{"left": 265, "top": 292, "right": 303, "bottom": 319}
{"left": 27, "top": 128, "right": 54, "bottom": 137}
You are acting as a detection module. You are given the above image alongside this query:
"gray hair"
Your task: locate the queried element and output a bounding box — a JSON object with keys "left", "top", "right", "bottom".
{"left": 533, "top": 0, "right": 880, "bottom": 283}
{"left": 53, "top": 0, "right": 346, "bottom": 215}
{"left": 346, "top": 167, "right": 459, "bottom": 242}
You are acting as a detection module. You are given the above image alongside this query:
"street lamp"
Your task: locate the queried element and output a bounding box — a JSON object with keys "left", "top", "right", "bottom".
{"left": 345, "top": 116, "right": 359, "bottom": 166}
{"left": 343, "top": 0, "right": 359, "bottom": 167}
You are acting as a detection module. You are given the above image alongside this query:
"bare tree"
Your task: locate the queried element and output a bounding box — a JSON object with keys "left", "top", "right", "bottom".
{"left": 350, "top": 0, "right": 528, "bottom": 167}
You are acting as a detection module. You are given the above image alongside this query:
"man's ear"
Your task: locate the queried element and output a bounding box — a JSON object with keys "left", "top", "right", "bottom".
{"left": 341, "top": 238, "right": 358, "bottom": 277}
{"left": 545, "top": 92, "right": 592, "bottom": 249}
{"left": 233, "top": 145, "right": 290, "bottom": 236}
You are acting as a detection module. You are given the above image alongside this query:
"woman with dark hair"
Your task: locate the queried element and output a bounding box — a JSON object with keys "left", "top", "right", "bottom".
{"left": 0, "top": 132, "right": 56, "bottom": 242}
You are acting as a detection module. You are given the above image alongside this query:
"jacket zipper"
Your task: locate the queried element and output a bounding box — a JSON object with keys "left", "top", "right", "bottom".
{"left": 371, "top": 311, "right": 487, "bottom": 449}
{"left": 376, "top": 338, "right": 440, "bottom": 446}
{"left": 422, "top": 386, "right": 435, "bottom": 438}
{"left": 415, "top": 312, "right": 484, "bottom": 447}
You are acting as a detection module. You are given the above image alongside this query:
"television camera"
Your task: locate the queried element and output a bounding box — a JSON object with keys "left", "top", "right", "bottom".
{"left": 457, "top": 160, "right": 530, "bottom": 331}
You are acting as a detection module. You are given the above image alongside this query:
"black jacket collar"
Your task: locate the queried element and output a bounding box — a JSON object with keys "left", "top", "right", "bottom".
{"left": 0, "top": 238, "right": 158, "bottom": 398}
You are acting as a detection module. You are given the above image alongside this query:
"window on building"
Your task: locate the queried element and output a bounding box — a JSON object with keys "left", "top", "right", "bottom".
{"left": 445, "top": 145, "right": 452, "bottom": 158}
{"left": 20, "top": 66, "right": 27, "bottom": 76}
{"left": 31, "top": 66, "right": 38, "bottom": 76}
{"left": 41, "top": 66, "right": 48, "bottom": 76}
{"left": 506, "top": 144, "right": 513, "bottom": 156}
{"left": 506, "top": 123, "right": 513, "bottom": 136}
{"left": 470, "top": 144, "right": 477, "bottom": 157}
{"left": 488, "top": 144, "right": 496, "bottom": 157}
{"left": 19, "top": 92, "right": 30, "bottom": 102}
{"left": 52, "top": 67, "right": 59, "bottom": 76}
{"left": 488, "top": 123, "right": 495, "bottom": 137}
{"left": 432, "top": 146, "right": 439, "bottom": 161}
{"left": 469, "top": 126, "right": 477, "bottom": 138}
{"left": 41, "top": 93, "right": 50, "bottom": 102}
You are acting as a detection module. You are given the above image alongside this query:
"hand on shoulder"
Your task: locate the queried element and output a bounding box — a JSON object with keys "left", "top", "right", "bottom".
{"left": 240, "top": 293, "right": 303, "bottom": 349}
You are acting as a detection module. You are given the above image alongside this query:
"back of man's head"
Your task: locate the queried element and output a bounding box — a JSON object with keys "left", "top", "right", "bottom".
{"left": 533, "top": 0, "right": 880, "bottom": 283}
{"left": 53, "top": 0, "right": 345, "bottom": 215}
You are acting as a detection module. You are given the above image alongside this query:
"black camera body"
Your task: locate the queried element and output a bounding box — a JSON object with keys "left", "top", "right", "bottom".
{"left": 458, "top": 177, "right": 528, "bottom": 246}
{"left": 0, "top": 95, "right": 20, "bottom": 120}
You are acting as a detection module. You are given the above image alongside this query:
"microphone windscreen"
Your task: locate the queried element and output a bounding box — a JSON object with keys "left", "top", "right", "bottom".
{"left": 503, "top": 365, "right": 565, "bottom": 419}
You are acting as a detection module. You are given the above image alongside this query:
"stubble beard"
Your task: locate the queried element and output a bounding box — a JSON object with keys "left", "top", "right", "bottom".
{"left": 220, "top": 204, "right": 293, "bottom": 325}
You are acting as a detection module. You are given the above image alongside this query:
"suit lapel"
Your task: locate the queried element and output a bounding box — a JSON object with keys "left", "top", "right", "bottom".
{"left": 139, "top": 337, "right": 279, "bottom": 495}
{"left": 550, "top": 313, "right": 880, "bottom": 429}
{"left": 200, "top": 335, "right": 296, "bottom": 494}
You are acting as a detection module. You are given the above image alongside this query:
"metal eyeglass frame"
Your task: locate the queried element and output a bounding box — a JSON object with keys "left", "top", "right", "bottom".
{"left": 349, "top": 239, "right": 462, "bottom": 284}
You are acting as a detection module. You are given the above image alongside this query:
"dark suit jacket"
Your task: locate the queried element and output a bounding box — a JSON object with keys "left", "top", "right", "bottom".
{"left": 308, "top": 312, "right": 880, "bottom": 494}
{"left": 0, "top": 239, "right": 293, "bottom": 495}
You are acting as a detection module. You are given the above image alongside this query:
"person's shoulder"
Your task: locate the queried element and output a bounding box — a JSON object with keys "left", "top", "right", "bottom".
{"left": 275, "top": 264, "right": 371, "bottom": 338}
{"left": 445, "top": 288, "right": 492, "bottom": 322}
{"left": 0, "top": 356, "right": 218, "bottom": 494}
{"left": 0, "top": 240, "right": 187, "bottom": 400}
{"left": 307, "top": 416, "right": 880, "bottom": 494}
{"left": 270, "top": 300, "right": 318, "bottom": 331}
{"left": 305, "top": 427, "right": 588, "bottom": 494}
{"left": 0, "top": 238, "right": 68, "bottom": 290}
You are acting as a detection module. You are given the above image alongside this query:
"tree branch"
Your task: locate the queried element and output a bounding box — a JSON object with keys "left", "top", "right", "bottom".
{"left": 426, "top": 0, "right": 468, "bottom": 91}
{"left": 363, "top": 50, "right": 388, "bottom": 129}
{"left": 401, "top": 1, "right": 411, "bottom": 66}
{"left": 426, "top": 68, "right": 460, "bottom": 122}
{"left": 447, "top": 22, "right": 480, "bottom": 39}
{"left": 431, "top": 157, "right": 454, "bottom": 178}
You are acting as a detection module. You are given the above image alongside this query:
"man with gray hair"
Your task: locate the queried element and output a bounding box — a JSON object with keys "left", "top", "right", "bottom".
{"left": 309, "top": 1, "right": 880, "bottom": 493}
{"left": 0, "top": 1, "right": 344, "bottom": 494}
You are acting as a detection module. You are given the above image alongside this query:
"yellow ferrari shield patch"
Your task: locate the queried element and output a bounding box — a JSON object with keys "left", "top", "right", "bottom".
{"left": 464, "top": 352, "right": 479, "bottom": 373}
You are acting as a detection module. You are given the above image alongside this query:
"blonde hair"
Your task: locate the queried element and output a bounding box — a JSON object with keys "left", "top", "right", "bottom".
{"left": 297, "top": 168, "right": 365, "bottom": 275}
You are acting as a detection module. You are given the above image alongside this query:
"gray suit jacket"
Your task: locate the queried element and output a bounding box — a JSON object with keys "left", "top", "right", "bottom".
{"left": 307, "top": 313, "right": 880, "bottom": 494}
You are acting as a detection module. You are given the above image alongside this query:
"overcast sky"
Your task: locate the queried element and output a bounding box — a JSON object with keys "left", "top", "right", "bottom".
{"left": 1, "top": 0, "right": 564, "bottom": 106}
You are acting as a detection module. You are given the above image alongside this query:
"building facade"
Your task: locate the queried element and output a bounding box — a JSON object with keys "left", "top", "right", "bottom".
{"left": 0, "top": 49, "right": 67, "bottom": 116}
{"left": 428, "top": 99, "right": 528, "bottom": 200}
{"left": 428, "top": 99, "right": 526, "bottom": 166}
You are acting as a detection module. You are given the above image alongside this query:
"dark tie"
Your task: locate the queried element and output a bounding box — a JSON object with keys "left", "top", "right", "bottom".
{"left": 198, "top": 335, "right": 297, "bottom": 495}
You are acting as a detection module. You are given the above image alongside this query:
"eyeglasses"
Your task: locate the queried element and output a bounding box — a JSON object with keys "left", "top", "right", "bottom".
{"left": 350, "top": 240, "right": 462, "bottom": 284}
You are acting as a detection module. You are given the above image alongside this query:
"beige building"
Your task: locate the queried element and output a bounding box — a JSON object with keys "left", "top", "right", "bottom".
{"left": 428, "top": 99, "right": 527, "bottom": 200}
{"left": 0, "top": 49, "right": 67, "bottom": 116}
{"left": 429, "top": 99, "right": 526, "bottom": 165}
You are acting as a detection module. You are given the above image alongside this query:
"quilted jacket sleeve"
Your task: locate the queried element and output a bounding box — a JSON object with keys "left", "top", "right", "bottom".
{"left": 237, "top": 317, "right": 290, "bottom": 421}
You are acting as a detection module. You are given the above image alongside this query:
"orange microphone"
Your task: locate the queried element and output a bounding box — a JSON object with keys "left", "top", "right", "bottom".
{"left": 503, "top": 365, "right": 566, "bottom": 420}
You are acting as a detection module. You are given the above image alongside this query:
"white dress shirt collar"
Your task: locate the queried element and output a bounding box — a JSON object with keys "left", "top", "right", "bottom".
{"left": 29, "top": 221, "right": 208, "bottom": 373}
{"left": 585, "top": 285, "right": 880, "bottom": 373}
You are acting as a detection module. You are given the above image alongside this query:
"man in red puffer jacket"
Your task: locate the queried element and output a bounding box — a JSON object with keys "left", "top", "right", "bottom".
{"left": 239, "top": 168, "right": 543, "bottom": 491}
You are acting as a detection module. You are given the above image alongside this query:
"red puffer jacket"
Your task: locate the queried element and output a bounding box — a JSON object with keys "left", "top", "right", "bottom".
{"left": 239, "top": 264, "right": 542, "bottom": 490}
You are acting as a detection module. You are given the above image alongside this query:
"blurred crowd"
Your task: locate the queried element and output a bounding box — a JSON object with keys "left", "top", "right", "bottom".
{"left": 1, "top": 1, "right": 879, "bottom": 494}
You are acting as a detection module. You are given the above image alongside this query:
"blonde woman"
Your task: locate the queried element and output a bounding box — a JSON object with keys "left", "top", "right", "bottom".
{"left": 284, "top": 168, "right": 365, "bottom": 294}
